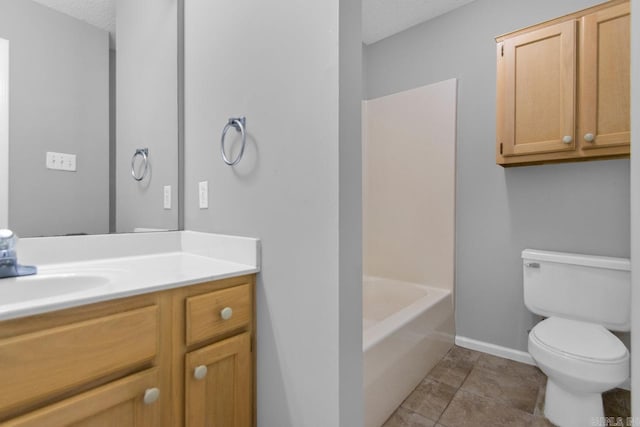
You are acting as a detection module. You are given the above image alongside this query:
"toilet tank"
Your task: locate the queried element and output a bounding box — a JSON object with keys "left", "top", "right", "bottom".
{"left": 522, "top": 249, "right": 631, "bottom": 331}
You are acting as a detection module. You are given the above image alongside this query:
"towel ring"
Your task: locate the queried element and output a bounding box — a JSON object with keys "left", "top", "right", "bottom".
{"left": 221, "top": 117, "right": 246, "bottom": 166}
{"left": 131, "top": 148, "right": 149, "bottom": 181}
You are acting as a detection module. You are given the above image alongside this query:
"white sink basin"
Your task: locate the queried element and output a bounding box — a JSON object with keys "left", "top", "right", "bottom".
{"left": 0, "top": 272, "right": 112, "bottom": 304}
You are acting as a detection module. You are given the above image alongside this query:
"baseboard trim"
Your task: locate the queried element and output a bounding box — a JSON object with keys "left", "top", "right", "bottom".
{"left": 455, "top": 335, "right": 631, "bottom": 391}
{"left": 455, "top": 335, "right": 535, "bottom": 365}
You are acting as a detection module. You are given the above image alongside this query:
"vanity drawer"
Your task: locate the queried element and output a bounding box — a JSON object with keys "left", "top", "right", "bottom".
{"left": 186, "top": 284, "right": 251, "bottom": 346}
{"left": 0, "top": 305, "right": 158, "bottom": 415}
{"left": 2, "top": 368, "right": 161, "bottom": 427}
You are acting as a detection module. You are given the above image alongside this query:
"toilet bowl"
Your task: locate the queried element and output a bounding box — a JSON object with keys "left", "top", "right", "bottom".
{"left": 528, "top": 317, "right": 628, "bottom": 427}
{"left": 522, "top": 249, "right": 631, "bottom": 427}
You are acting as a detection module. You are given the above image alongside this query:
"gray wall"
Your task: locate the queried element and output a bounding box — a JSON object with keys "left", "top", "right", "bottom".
{"left": 184, "top": 0, "right": 362, "bottom": 425}
{"left": 364, "top": 0, "right": 630, "bottom": 352}
{"left": 1, "top": 0, "right": 109, "bottom": 237}
{"left": 339, "top": 0, "right": 363, "bottom": 425}
{"left": 115, "top": 0, "right": 178, "bottom": 232}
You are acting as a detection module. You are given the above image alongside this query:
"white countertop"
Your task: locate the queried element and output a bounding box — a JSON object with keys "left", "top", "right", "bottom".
{"left": 0, "top": 231, "right": 260, "bottom": 321}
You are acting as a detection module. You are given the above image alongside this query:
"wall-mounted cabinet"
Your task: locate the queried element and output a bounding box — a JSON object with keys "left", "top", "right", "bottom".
{"left": 496, "top": 0, "right": 630, "bottom": 167}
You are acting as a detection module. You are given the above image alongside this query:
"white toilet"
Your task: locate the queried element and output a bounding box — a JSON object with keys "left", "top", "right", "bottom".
{"left": 522, "top": 249, "right": 630, "bottom": 427}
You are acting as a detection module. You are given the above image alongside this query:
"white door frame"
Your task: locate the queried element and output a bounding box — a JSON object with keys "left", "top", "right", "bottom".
{"left": 631, "top": 0, "right": 639, "bottom": 417}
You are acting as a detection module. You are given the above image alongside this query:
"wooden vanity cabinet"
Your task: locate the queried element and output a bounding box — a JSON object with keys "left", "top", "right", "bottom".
{"left": 496, "top": 0, "right": 630, "bottom": 166}
{"left": 0, "top": 274, "right": 256, "bottom": 427}
{"left": 172, "top": 277, "right": 255, "bottom": 427}
{"left": 0, "top": 293, "right": 167, "bottom": 424}
{"left": 3, "top": 369, "right": 162, "bottom": 427}
{"left": 185, "top": 333, "right": 252, "bottom": 427}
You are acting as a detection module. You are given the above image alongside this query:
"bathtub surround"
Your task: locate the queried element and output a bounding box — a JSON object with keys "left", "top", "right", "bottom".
{"left": 363, "top": 79, "right": 456, "bottom": 290}
{"left": 362, "top": 79, "right": 456, "bottom": 427}
{"left": 184, "top": 0, "right": 362, "bottom": 425}
{"left": 364, "top": 0, "right": 630, "bottom": 356}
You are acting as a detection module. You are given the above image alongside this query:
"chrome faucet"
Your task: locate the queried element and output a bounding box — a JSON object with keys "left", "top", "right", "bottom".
{"left": 0, "top": 229, "right": 36, "bottom": 278}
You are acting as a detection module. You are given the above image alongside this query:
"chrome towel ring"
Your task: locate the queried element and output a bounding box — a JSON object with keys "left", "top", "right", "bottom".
{"left": 221, "top": 117, "right": 246, "bottom": 166}
{"left": 131, "top": 148, "right": 149, "bottom": 181}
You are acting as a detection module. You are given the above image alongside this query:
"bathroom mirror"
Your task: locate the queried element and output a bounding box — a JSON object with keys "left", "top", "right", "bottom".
{"left": 0, "top": 0, "right": 180, "bottom": 237}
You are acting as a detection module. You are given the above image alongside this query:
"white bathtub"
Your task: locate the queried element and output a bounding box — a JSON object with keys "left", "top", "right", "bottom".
{"left": 363, "top": 276, "right": 454, "bottom": 427}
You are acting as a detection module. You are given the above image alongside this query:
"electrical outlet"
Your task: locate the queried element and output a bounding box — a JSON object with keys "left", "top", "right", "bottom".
{"left": 198, "top": 181, "right": 208, "bottom": 209}
{"left": 67, "top": 154, "right": 76, "bottom": 171}
{"left": 46, "top": 151, "right": 77, "bottom": 172}
{"left": 163, "top": 185, "right": 171, "bottom": 209}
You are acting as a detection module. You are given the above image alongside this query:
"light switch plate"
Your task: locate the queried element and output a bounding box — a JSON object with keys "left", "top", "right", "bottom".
{"left": 198, "top": 181, "right": 208, "bottom": 209}
{"left": 46, "top": 151, "right": 77, "bottom": 172}
{"left": 163, "top": 185, "right": 171, "bottom": 209}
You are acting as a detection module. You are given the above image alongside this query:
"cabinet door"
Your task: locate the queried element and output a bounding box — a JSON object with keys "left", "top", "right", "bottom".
{"left": 3, "top": 369, "right": 161, "bottom": 427}
{"left": 500, "top": 20, "right": 577, "bottom": 157}
{"left": 185, "top": 332, "right": 251, "bottom": 427}
{"left": 0, "top": 305, "right": 158, "bottom": 418}
{"left": 579, "top": 2, "right": 630, "bottom": 152}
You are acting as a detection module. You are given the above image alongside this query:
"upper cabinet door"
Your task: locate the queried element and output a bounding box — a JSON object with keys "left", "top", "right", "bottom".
{"left": 501, "top": 20, "right": 577, "bottom": 157}
{"left": 579, "top": 2, "right": 630, "bottom": 152}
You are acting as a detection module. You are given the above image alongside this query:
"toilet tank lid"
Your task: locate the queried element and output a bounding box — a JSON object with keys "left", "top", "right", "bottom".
{"left": 522, "top": 249, "right": 630, "bottom": 271}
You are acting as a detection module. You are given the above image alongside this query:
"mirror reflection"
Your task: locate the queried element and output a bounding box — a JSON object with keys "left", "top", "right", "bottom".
{"left": 0, "top": 0, "right": 179, "bottom": 237}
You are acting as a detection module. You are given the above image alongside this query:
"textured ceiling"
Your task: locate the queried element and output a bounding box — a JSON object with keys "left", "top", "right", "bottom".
{"left": 30, "top": 0, "right": 473, "bottom": 49}
{"left": 363, "top": 0, "right": 476, "bottom": 45}
{"left": 31, "top": 0, "right": 115, "bottom": 46}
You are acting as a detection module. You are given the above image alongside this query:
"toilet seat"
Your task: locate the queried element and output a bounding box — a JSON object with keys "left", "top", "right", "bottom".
{"left": 531, "top": 317, "right": 628, "bottom": 363}
{"left": 528, "top": 317, "right": 629, "bottom": 393}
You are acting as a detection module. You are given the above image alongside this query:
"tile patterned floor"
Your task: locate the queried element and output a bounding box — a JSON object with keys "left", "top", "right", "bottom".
{"left": 382, "top": 346, "right": 631, "bottom": 427}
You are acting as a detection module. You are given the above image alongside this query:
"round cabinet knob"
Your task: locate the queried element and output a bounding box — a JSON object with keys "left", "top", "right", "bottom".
{"left": 220, "top": 307, "right": 233, "bottom": 320}
{"left": 562, "top": 135, "right": 573, "bottom": 144}
{"left": 143, "top": 387, "right": 160, "bottom": 405}
{"left": 584, "top": 133, "right": 595, "bottom": 142}
{"left": 194, "top": 365, "right": 208, "bottom": 380}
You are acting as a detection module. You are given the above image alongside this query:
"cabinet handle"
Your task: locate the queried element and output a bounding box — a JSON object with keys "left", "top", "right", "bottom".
{"left": 562, "top": 135, "right": 573, "bottom": 144}
{"left": 194, "top": 365, "right": 208, "bottom": 380}
{"left": 584, "top": 133, "right": 595, "bottom": 142}
{"left": 143, "top": 387, "right": 160, "bottom": 405}
{"left": 220, "top": 306, "right": 233, "bottom": 320}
